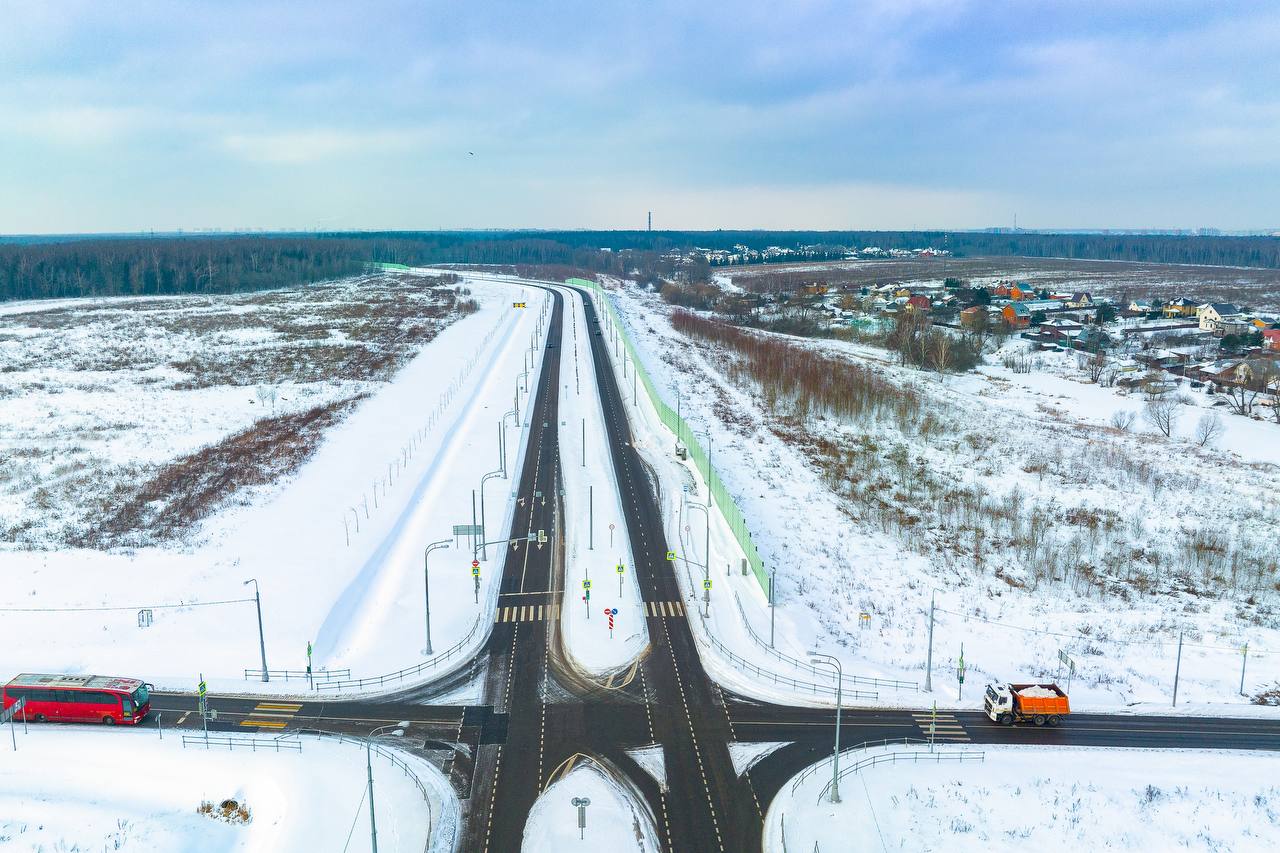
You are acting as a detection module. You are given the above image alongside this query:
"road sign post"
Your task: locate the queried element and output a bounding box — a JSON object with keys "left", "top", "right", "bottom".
{"left": 957, "top": 643, "right": 966, "bottom": 701}
{"left": 609, "top": 522, "right": 615, "bottom": 548}
{"left": 1241, "top": 643, "right": 1250, "bottom": 696}
{"left": 606, "top": 608, "right": 617, "bottom": 638}
{"left": 472, "top": 561, "right": 481, "bottom": 603}
{"left": 582, "top": 579, "right": 592, "bottom": 619}
{"left": 571, "top": 797, "right": 591, "bottom": 840}
{"left": 306, "top": 641, "right": 313, "bottom": 690}
{"left": 617, "top": 561, "right": 625, "bottom": 597}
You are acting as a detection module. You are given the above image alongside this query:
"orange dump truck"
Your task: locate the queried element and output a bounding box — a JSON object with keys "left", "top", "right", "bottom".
{"left": 984, "top": 682, "right": 1070, "bottom": 726}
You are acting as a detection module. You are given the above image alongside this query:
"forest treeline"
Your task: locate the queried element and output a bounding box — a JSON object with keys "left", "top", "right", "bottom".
{"left": 2, "top": 230, "right": 1278, "bottom": 302}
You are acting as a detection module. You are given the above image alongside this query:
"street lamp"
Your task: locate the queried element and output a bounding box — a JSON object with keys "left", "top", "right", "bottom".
{"left": 686, "top": 501, "right": 711, "bottom": 615}
{"left": 500, "top": 409, "right": 518, "bottom": 478}
{"left": 692, "top": 426, "right": 714, "bottom": 509}
{"left": 479, "top": 470, "right": 503, "bottom": 560}
{"left": 366, "top": 722, "right": 409, "bottom": 853}
{"left": 809, "top": 651, "right": 843, "bottom": 803}
{"left": 423, "top": 540, "right": 450, "bottom": 655}
{"left": 243, "top": 579, "right": 268, "bottom": 683}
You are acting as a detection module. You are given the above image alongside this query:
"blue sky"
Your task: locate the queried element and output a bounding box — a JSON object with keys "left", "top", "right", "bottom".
{"left": 2, "top": 1, "right": 1277, "bottom": 232}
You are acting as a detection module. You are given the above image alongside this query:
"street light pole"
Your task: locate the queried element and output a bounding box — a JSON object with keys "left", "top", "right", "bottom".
{"left": 423, "top": 540, "right": 450, "bottom": 655}
{"left": 243, "top": 579, "right": 268, "bottom": 682}
{"left": 480, "top": 470, "right": 503, "bottom": 561}
{"left": 809, "top": 652, "right": 843, "bottom": 803}
{"left": 693, "top": 427, "right": 714, "bottom": 509}
{"left": 366, "top": 722, "right": 409, "bottom": 853}
{"left": 687, "top": 501, "right": 711, "bottom": 614}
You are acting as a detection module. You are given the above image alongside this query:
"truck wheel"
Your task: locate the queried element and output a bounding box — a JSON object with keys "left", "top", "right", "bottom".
{"left": 1033, "top": 714, "right": 1046, "bottom": 726}
{"left": 999, "top": 713, "right": 1012, "bottom": 726}
{"left": 1048, "top": 715, "right": 1061, "bottom": 727}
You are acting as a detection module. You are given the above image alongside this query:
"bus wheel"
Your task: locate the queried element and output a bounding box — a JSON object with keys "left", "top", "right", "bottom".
{"left": 35, "top": 714, "right": 47, "bottom": 723}
{"left": 1048, "top": 715, "right": 1061, "bottom": 727}
{"left": 1033, "top": 715, "right": 1046, "bottom": 726}
{"left": 102, "top": 715, "right": 116, "bottom": 725}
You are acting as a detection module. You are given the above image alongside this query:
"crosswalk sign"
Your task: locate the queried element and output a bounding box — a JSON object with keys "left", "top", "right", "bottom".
{"left": 703, "top": 579, "right": 713, "bottom": 591}
{"left": 665, "top": 550, "right": 676, "bottom": 561}
{"left": 582, "top": 579, "right": 592, "bottom": 590}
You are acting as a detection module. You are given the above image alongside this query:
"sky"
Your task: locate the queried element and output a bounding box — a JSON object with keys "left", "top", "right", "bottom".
{"left": 1, "top": 0, "right": 1278, "bottom": 233}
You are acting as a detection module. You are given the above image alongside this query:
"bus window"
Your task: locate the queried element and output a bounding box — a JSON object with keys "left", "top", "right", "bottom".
{"left": 121, "top": 696, "right": 134, "bottom": 714}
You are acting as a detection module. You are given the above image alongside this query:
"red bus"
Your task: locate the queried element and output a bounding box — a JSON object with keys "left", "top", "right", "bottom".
{"left": 2, "top": 674, "right": 152, "bottom": 725}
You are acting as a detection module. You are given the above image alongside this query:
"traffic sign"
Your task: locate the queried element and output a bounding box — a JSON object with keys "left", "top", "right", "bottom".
{"left": 703, "top": 579, "right": 713, "bottom": 591}
{"left": 471, "top": 566, "right": 480, "bottom": 577}
{"left": 582, "top": 579, "right": 592, "bottom": 590}
{"left": 472, "top": 559, "right": 480, "bottom": 569}
{"left": 514, "top": 301, "right": 527, "bottom": 308}
{"left": 616, "top": 562, "right": 625, "bottom": 574}
{"left": 665, "top": 550, "right": 676, "bottom": 561}
{"left": 197, "top": 679, "right": 207, "bottom": 699}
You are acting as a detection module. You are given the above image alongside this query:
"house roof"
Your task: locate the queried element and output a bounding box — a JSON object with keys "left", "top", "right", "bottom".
{"left": 1006, "top": 303, "right": 1030, "bottom": 317}
{"left": 1202, "top": 303, "right": 1241, "bottom": 316}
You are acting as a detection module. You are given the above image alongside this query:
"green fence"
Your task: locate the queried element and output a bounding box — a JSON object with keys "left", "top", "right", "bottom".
{"left": 371, "top": 262, "right": 411, "bottom": 272}
{"left": 567, "top": 278, "right": 769, "bottom": 594}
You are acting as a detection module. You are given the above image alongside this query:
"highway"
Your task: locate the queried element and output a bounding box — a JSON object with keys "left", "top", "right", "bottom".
{"left": 143, "top": 282, "right": 1280, "bottom": 851}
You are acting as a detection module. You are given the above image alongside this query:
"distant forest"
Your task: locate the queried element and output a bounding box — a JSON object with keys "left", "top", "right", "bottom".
{"left": 2, "top": 230, "right": 1278, "bottom": 302}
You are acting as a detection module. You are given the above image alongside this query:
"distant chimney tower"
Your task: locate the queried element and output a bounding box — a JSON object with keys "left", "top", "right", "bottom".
{"left": 647, "top": 211, "right": 652, "bottom": 232}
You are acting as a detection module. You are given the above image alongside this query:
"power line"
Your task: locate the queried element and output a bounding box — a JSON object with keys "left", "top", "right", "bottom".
{"left": 934, "top": 606, "right": 1258, "bottom": 653}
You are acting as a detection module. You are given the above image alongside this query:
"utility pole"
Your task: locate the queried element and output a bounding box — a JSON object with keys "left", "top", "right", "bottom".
{"left": 1172, "top": 630, "right": 1184, "bottom": 707}
{"left": 924, "top": 591, "right": 936, "bottom": 692}
{"left": 1241, "top": 643, "right": 1250, "bottom": 696}
{"left": 588, "top": 485, "right": 593, "bottom": 551}
{"left": 582, "top": 418, "right": 586, "bottom": 467}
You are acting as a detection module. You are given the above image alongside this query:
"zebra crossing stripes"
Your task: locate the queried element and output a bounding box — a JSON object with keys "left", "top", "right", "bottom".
{"left": 644, "top": 600, "right": 685, "bottom": 618}
{"left": 911, "top": 710, "right": 970, "bottom": 742}
{"left": 496, "top": 604, "right": 561, "bottom": 623}
{"left": 239, "top": 701, "right": 302, "bottom": 729}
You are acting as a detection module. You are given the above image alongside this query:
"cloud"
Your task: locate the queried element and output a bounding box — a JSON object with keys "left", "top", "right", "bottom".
{"left": 218, "top": 127, "right": 437, "bottom": 165}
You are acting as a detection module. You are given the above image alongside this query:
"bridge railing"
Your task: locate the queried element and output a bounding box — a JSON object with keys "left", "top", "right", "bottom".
{"left": 312, "top": 615, "right": 485, "bottom": 693}
{"left": 242, "top": 667, "right": 351, "bottom": 683}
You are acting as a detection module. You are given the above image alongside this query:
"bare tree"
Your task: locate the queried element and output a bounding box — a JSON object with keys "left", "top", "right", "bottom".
{"left": 1223, "top": 375, "right": 1260, "bottom": 416}
{"left": 1193, "top": 411, "right": 1224, "bottom": 447}
{"left": 1144, "top": 395, "right": 1178, "bottom": 437}
{"left": 1259, "top": 362, "right": 1280, "bottom": 425}
{"left": 1110, "top": 410, "right": 1136, "bottom": 432}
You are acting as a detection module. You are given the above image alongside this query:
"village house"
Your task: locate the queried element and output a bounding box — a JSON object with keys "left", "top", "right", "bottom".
{"left": 1002, "top": 302, "right": 1031, "bottom": 329}
{"left": 1065, "top": 292, "right": 1094, "bottom": 309}
{"left": 1265, "top": 329, "right": 1280, "bottom": 351}
{"left": 960, "top": 305, "right": 987, "bottom": 328}
{"left": 905, "top": 294, "right": 931, "bottom": 313}
{"left": 1163, "top": 297, "right": 1199, "bottom": 318}
{"left": 1128, "top": 299, "right": 1160, "bottom": 314}
{"left": 1010, "top": 282, "right": 1039, "bottom": 300}
{"left": 1198, "top": 302, "right": 1243, "bottom": 333}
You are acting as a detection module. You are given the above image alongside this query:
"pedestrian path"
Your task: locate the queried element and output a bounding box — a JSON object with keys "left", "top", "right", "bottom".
{"left": 911, "top": 710, "right": 970, "bottom": 742}
{"left": 239, "top": 701, "right": 303, "bottom": 730}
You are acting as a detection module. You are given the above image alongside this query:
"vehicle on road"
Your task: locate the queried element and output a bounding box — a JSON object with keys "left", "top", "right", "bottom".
{"left": 2, "top": 673, "right": 152, "bottom": 725}
{"left": 984, "top": 681, "right": 1069, "bottom": 726}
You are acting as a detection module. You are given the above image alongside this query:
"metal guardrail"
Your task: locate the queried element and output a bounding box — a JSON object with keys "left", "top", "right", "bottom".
{"left": 733, "top": 593, "right": 919, "bottom": 692}
{"left": 703, "top": 629, "right": 878, "bottom": 701}
{"left": 816, "top": 749, "right": 985, "bottom": 804}
{"left": 292, "top": 729, "right": 431, "bottom": 802}
{"left": 313, "top": 615, "right": 484, "bottom": 692}
{"left": 181, "top": 733, "right": 303, "bottom": 752}
{"left": 790, "top": 737, "right": 932, "bottom": 794}
{"left": 242, "top": 667, "right": 351, "bottom": 682}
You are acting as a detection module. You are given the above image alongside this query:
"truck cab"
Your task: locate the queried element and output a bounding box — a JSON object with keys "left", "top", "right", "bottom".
{"left": 984, "top": 682, "right": 1014, "bottom": 723}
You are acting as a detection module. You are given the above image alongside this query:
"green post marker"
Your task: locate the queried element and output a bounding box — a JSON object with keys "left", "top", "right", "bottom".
{"left": 957, "top": 644, "right": 966, "bottom": 702}
{"left": 306, "top": 641, "right": 314, "bottom": 690}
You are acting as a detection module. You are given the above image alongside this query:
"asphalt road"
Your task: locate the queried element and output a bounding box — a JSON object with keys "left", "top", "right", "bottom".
{"left": 125, "top": 282, "right": 1280, "bottom": 852}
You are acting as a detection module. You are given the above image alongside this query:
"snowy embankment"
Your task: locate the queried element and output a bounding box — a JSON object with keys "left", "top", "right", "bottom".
{"left": 0, "top": 274, "right": 549, "bottom": 694}
{"left": 0, "top": 726, "right": 455, "bottom": 853}
{"left": 553, "top": 284, "right": 647, "bottom": 675}
{"left": 765, "top": 744, "right": 1280, "bottom": 852}
{"left": 523, "top": 761, "right": 660, "bottom": 853}
{"left": 602, "top": 279, "right": 1280, "bottom": 712}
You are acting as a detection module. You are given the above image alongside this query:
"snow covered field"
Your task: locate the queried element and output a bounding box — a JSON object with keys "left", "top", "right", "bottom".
{"left": 0, "top": 726, "right": 453, "bottom": 852}
{"left": 601, "top": 279, "right": 1280, "bottom": 710}
{"left": 765, "top": 744, "right": 1280, "bottom": 852}
{"left": 0, "top": 272, "right": 549, "bottom": 693}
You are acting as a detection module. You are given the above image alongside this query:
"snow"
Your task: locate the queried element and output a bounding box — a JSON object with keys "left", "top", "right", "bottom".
{"left": 728, "top": 741, "right": 788, "bottom": 776}
{"left": 765, "top": 744, "right": 1280, "bottom": 852}
{"left": 522, "top": 762, "right": 660, "bottom": 853}
{"left": 626, "top": 744, "right": 668, "bottom": 791}
{"left": 598, "top": 279, "right": 1280, "bottom": 712}
{"left": 0, "top": 725, "right": 452, "bottom": 852}
{"left": 0, "top": 273, "right": 553, "bottom": 694}
{"left": 1016, "top": 685, "right": 1058, "bottom": 698}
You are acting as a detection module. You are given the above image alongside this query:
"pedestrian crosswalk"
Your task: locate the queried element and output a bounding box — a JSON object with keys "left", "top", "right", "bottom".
{"left": 239, "top": 701, "right": 302, "bottom": 730}
{"left": 911, "top": 710, "right": 970, "bottom": 742}
{"left": 644, "top": 600, "right": 685, "bottom": 618}
{"left": 496, "top": 604, "right": 561, "bottom": 623}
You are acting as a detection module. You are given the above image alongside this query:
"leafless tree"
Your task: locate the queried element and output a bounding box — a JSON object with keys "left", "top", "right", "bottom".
{"left": 1078, "top": 349, "right": 1106, "bottom": 383}
{"left": 1223, "top": 377, "right": 1260, "bottom": 416}
{"left": 1144, "top": 395, "right": 1178, "bottom": 437}
{"left": 1193, "top": 412, "right": 1224, "bottom": 447}
{"left": 1259, "top": 362, "right": 1280, "bottom": 425}
{"left": 1110, "top": 410, "right": 1136, "bottom": 432}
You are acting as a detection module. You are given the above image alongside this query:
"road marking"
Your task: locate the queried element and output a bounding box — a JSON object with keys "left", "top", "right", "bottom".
{"left": 911, "top": 711, "right": 970, "bottom": 742}
{"left": 240, "top": 701, "right": 304, "bottom": 730}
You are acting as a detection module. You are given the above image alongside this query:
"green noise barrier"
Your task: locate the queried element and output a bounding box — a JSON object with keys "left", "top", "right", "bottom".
{"left": 567, "top": 278, "right": 769, "bottom": 594}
